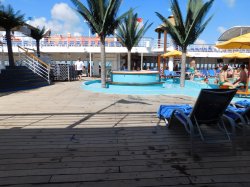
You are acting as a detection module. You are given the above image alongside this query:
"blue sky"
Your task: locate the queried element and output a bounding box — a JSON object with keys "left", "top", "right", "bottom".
{"left": 1, "top": 0, "right": 250, "bottom": 44}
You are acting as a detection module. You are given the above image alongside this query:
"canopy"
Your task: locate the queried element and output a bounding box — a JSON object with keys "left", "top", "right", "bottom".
{"left": 222, "top": 52, "right": 250, "bottom": 59}
{"left": 218, "top": 26, "right": 250, "bottom": 41}
{"left": 216, "top": 33, "right": 250, "bottom": 49}
{"left": 161, "top": 50, "right": 191, "bottom": 58}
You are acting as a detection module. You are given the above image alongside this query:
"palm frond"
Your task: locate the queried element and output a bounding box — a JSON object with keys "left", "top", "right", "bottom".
{"left": 30, "top": 26, "right": 47, "bottom": 40}
{"left": 71, "top": 0, "right": 127, "bottom": 39}
{"left": 0, "top": 4, "right": 25, "bottom": 30}
{"left": 184, "top": 0, "right": 214, "bottom": 46}
{"left": 116, "top": 10, "right": 152, "bottom": 50}
{"left": 170, "top": 0, "right": 185, "bottom": 36}
{"left": 155, "top": 12, "right": 183, "bottom": 47}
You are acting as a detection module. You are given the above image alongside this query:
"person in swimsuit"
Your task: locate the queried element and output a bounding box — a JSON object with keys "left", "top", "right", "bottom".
{"left": 218, "top": 65, "right": 235, "bottom": 88}
{"left": 233, "top": 64, "right": 248, "bottom": 88}
{"left": 189, "top": 59, "right": 196, "bottom": 81}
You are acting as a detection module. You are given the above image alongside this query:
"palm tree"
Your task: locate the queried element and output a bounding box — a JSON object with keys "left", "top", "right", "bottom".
{"left": 116, "top": 10, "right": 152, "bottom": 70}
{"left": 156, "top": 0, "right": 214, "bottom": 87}
{"left": 30, "top": 26, "right": 46, "bottom": 57}
{"left": 71, "top": 0, "right": 129, "bottom": 88}
{"left": 0, "top": 4, "right": 25, "bottom": 66}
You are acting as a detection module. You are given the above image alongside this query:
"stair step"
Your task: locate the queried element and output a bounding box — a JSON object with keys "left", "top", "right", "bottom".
{"left": 0, "top": 66, "right": 50, "bottom": 92}
{"left": 0, "top": 74, "right": 46, "bottom": 80}
{"left": 0, "top": 80, "right": 48, "bottom": 87}
{"left": 0, "top": 82, "right": 49, "bottom": 92}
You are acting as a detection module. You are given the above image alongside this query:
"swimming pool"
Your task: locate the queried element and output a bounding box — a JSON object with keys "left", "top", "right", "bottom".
{"left": 82, "top": 78, "right": 249, "bottom": 101}
{"left": 83, "top": 78, "right": 216, "bottom": 96}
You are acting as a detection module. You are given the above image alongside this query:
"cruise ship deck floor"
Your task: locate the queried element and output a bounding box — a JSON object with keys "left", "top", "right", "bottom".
{"left": 0, "top": 81, "right": 249, "bottom": 186}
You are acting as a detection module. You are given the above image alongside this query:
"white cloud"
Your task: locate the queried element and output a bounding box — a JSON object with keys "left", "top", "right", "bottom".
{"left": 217, "top": 26, "right": 227, "bottom": 34}
{"left": 194, "top": 39, "right": 206, "bottom": 45}
{"left": 27, "top": 3, "right": 84, "bottom": 36}
{"left": 223, "top": 0, "right": 235, "bottom": 8}
{"left": 51, "top": 3, "right": 80, "bottom": 24}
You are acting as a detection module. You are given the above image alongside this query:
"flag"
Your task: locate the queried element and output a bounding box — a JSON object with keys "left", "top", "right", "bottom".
{"left": 137, "top": 18, "right": 143, "bottom": 23}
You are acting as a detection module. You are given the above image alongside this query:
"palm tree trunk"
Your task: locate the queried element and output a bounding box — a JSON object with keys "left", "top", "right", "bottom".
{"left": 100, "top": 36, "right": 106, "bottom": 88}
{"left": 180, "top": 49, "right": 187, "bottom": 87}
{"left": 127, "top": 50, "right": 131, "bottom": 71}
{"left": 36, "top": 39, "right": 40, "bottom": 57}
{"left": 6, "top": 29, "right": 15, "bottom": 67}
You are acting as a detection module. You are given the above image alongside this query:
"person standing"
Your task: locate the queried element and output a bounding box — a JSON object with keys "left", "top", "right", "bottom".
{"left": 189, "top": 59, "right": 196, "bottom": 80}
{"left": 74, "top": 57, "right": 84, "bottom": 80}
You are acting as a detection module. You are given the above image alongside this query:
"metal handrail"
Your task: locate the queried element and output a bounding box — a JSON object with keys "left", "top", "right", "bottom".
{"left": 18, "top": 46, "right": 51, "bottom": 84}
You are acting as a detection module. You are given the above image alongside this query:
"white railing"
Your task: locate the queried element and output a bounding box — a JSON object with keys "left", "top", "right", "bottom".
{"left": 4, "top": 37, "right": 154, "bottom": 48}
{"left": 3, "top": 37, "right": 250, "bottom": 54}
{"left": 17, "top": 46, "right": 51, "bottom": 84}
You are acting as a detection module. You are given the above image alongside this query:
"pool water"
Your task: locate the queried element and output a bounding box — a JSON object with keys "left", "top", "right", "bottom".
{"left": 82, "top": 78, "right": 250, "bottom": 102}
{"left": 83, "top": 78, "right": 219, "bottom": 97}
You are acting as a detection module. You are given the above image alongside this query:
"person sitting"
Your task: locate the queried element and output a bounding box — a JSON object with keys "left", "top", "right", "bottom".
{"left": 227, "top": 65, "right": 234, "bottom": 78}
{"left": 203, "top": 76, "right": 209, "bottom": 84}
{"left": 233, "top": 67, "right": 240, "bottom": 80}
{"left": 218, "top": 65, "right": 236, "bottom": 88}
{"left": 233, "top": 64, "right": 248, "bottom": 88}
{"left": 195, "top": 70, "right": 202, "bottom": 78}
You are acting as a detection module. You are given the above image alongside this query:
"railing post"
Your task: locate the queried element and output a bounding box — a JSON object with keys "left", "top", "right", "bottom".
{"left": 32, "top": 56, "right": 35, "bottom": 72}
{"left": 48, "top": 66, "right": 51, "bottom": 84}
{"left": 67, "top": 65, "right": 70, "bottom": 81}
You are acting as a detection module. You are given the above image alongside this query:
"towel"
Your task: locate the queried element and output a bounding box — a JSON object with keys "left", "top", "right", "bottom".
{"left": 225, "top": 105, "right": 246, "bottom": 120}
{"left": 157, "top": 104, "right": 193, "bottom": 119}
{"left": 235, "top": 100, "right": 250, "bottom": 107}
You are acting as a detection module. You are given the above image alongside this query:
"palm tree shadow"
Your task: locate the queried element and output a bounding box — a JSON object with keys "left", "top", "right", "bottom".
{"left": 117, "top": 99, "right": 151, "bottom": 105}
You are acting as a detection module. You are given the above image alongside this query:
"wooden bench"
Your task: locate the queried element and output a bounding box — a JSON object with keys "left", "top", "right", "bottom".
{"left": 219, "top": 85, "right": 230, "bottom": 89}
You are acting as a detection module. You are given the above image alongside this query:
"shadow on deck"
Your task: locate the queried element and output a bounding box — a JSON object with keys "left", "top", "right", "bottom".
{"left": 0, "top": 112, "right": 250, "bottom": 186}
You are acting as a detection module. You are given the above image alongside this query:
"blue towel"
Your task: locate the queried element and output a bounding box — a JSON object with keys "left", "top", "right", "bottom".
{"left": 235, "top": 100, "right": 250, "bottom": 107}
{"left": 157, "top": 104, "right": 193, "bottom": 119}
{"left": 164, "top": 70, "right": 170, "bottom": 76}
{"left": 225, "top": 105, "right": 246, "bottom": 120}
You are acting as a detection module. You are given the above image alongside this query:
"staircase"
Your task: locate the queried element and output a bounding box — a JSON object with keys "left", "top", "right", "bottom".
{"left": 0, "top": 66, "right": 50, "bottom": 92}
{"left": 0, "top": 46, "right": 51, "bottom": 92}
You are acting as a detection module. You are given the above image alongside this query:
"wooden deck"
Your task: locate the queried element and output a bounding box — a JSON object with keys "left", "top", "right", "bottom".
{"left": 0, "top": 112, "right": 250, "bottom": 186}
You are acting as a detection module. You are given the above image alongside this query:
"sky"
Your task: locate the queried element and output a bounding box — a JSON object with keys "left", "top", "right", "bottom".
{"left": 0, "top": 0, "right": 250, "bottom": 45}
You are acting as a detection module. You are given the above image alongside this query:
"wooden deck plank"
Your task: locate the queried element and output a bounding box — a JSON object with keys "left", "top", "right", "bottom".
{"left": 0, "top": 112, "right": 250, "bottom": 186}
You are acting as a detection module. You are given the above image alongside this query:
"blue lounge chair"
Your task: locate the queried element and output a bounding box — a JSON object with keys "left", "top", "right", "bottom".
{"left": 157, "top": 104, "right": 193, "bottom": 125}
{"left": 225, "top": 100, "right": 250, "bottom": 146}
{"left": 208, "top": 69, "right": 215, "bottom": 77}
{"left": 201, "top": 69, "right": 208, "bottom": 77}
{"left": 226, "top": 105, "right": 249, "bottom": 126}
{"left": 158, "top": 89, "right": 237, "bottom": 148}
{"left": 163, "top": 70, "right": 171, "bottom": 77}
{"left": 225, "top": 100, "right": 250, "bottom": 126}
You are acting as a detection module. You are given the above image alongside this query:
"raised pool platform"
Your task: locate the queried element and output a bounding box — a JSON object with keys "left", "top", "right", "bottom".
{"left": 109, "top": 71, "right": 163, "bottom": 86}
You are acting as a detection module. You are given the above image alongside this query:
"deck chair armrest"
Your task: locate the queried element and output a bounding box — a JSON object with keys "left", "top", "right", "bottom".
{"left": 171, "top": 109, "right": 195, "bottom": 136}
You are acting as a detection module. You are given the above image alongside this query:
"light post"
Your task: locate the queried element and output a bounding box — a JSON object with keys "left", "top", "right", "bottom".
{"left": 83, "top": 20, "right": 91, "bottom": 38}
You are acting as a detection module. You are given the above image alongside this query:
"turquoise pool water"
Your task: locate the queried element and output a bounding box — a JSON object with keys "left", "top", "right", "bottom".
{"left": 82, "top": 78, "right": 249, "bottom": 102}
